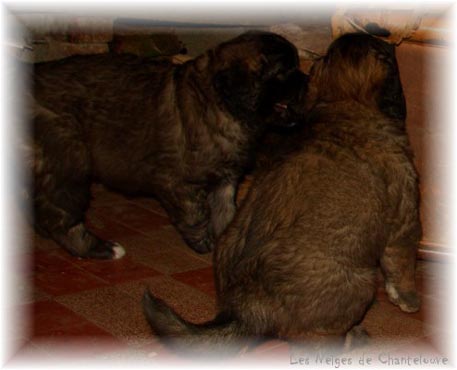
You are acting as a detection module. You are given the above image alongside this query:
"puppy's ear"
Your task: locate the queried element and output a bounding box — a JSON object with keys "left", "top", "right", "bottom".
{"left": 378, "top": 47, "right": 406, "bottom": 120}
{"left": 379, "top": 80, "right": 406, "bottom": 120}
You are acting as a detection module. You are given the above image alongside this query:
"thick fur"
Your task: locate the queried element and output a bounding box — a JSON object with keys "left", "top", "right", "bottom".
{"left": 143, "top": 34, "right": 421, "bottom": 355}
{"left": 28, "top": 31, "right": 308, "bottom": 258}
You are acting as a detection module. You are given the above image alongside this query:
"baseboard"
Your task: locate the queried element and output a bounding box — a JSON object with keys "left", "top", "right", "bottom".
{"left": 418, "top": 240, "right": 453, "bottom": 262}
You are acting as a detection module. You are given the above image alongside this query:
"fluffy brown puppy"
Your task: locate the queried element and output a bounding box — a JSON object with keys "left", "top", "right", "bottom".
{"left": 143, "top": 33, "right": 421, "bottom": 356}
{"left": 28, "top": 31, "right": 308, "bottom": 259}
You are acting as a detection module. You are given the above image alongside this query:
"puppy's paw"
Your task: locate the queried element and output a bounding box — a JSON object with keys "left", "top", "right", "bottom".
{"left": 397, "top": 291, "right": 421, "bottom": 313}
{"left": 86, "top": 241, "right": 126, "bottom": 260}
{"left": 112, "top": 243, "right": 127, "bottom": 259}
{"left": 57, "top": 223, "right": 126, "bottom": 260}
{"left": 189, "top": 237, "right": 214, "bottom": 254}
{"left": 385, "top": 282, "right": 420, "bottom": 313}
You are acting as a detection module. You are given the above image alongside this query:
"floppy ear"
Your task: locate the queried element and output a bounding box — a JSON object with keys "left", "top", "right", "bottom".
{"left": 378, "top": 68, "right": 406, "bottom": 120}
{"left": 378, "top": 47, "right": 406, "bottom": 120}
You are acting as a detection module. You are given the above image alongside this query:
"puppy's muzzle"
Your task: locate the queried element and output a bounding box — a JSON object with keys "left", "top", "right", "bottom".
{"left": 272, "top": 71, "right": 309, "bottom": 128}
{"left": 274, "top": 102, "right": 297, "bottom": 127}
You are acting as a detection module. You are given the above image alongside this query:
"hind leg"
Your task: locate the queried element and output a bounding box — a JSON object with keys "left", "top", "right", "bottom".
{"left": 381, "top": 242, "right": 420, "bottom": 313}
{"left": 33, "top": 108, "right": 125, "bottom": 259}
{"left": 344, "top": 325, "right": 370, "bottom": 351}
{"left": 381, "top": 224, "right": 421, "bottom": 313}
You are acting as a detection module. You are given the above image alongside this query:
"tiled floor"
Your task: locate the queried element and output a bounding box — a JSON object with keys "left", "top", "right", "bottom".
{"left": 5, "top": 182, "right": 452, "bottom": 366}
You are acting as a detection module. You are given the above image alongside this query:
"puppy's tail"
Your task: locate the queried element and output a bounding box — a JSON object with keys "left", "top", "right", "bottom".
{"left": 142, "top": 289, "right": 248, "bottom": 358}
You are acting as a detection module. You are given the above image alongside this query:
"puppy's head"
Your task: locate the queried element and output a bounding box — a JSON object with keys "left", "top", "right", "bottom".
{"left": 308, "top": 33, "right": 405, "bottom": 120}
{"left": 211, "top": 31, "right": 309, "bottom": 129}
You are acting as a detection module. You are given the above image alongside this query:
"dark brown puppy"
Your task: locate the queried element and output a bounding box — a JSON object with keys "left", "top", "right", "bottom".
{"left": 29, "top": 31, "right": 308, "bottom": 259}
{"left": 143, "top": 33, "right": 421, "bottom": 355}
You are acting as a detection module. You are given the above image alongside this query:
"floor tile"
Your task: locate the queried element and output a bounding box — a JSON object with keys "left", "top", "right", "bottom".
{"left": 86, "top": 209, "right": 139, "bottom": 241}
{"left": 360, "top": 299, "right": 436, "bottom": 350}
{"left": 401, "top": 295, "right": 442, "bottom": 324}
{"left": 30, "top": 300, "right": 95, "bottom": 336}
{"left": 32, "top": 337, "right": 127, "bottom": 359}
{"left": 116, "top": 275, "right": 217, "bottom": 324}
{"left": 32, "top": 249, "right": 77, "bottom": 273}
{"left": 56, "top": 285, "right": 153, "bottom": 341}
{"left": 141, "top": 225, "right": 215, "bottom": 265}
{"left": 130, "top": 197, "right": 168, "bottom": 217}
{"left": 147, "top": 225, "right": 216, "bottom": 263}
{"left": 375, "top": 279, "right": 445, "bottom": 330}
{"left": 172, "top": 266, "right": 216, "bottom": 296}
{"left": 34, "top": 266, "right": 108, "bottom": 296}
{"left": 33, "top": 234, "right": 61, "bottom": 252}
{"left": 75, "top": 256, "right": 162, "bottom": 284}
{"left": 140, "top": 225, "right": 188, "bottom": 247}
{"left": 119, "top": 234, "right": 210, "bottom": 274}
{"left": 91, "top": 204, "right": 170, "bottom": 233}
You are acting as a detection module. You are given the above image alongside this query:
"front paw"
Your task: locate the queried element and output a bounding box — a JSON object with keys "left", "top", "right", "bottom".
{"left": 188, "top": 237, "right": 214, "bottom": 254}
{"left": 86, "top": 241, "right": 126, "bottom": 260}
{"left": 385, "top": 282, "right": 421, "bottom": 313}
{"left": 178, "top": 219, "right": 215, "bottom": 253}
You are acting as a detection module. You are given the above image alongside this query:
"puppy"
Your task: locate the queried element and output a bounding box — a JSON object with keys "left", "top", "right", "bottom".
{"left": 27, "top": 31, "right": 308, "bottom": 258}
{"left": 143, "top": 33, "right": 421, "bottom": 355}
